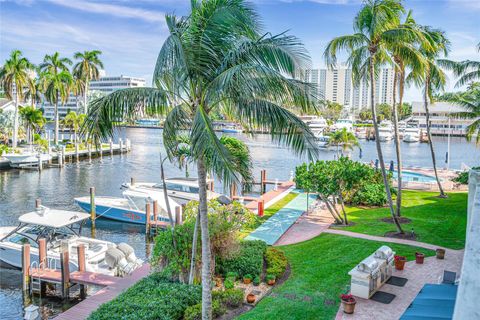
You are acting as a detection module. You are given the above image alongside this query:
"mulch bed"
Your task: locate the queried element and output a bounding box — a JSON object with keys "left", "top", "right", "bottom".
{"left": 384, "top": 231, "right": 417, "bottom": 240}
{"left": 380, "top": 217, "right": 412, "bottom": 224}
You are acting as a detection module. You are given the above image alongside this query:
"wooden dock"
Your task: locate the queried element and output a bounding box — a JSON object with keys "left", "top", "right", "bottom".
{"left": 53, "top": 264, "right": 151, "bottom": 320}
{"left": 30, "top": 268, "right": 119, "bottom": 287}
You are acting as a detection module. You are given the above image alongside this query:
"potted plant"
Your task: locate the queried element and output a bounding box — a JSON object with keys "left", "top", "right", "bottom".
{"left": 415, "top": 252, "right": 425, "bottom": 264}
{"left": 214, "top": 276, "right": 223, "bottom": 287}
{"left": 341, "top": 294, "right": 356, "bottom": 314}
{"left": 436, "top": 248, "right": 446, "bottom": 260}
{"left": 246, "top": 293, "right": 256, "bottom": 303}
{"left": 394, "top": 255, "right": 406, "bottom": 270}
{"left": 226, "top": 271, "right": 238, "bottom": 280}
{"left": 253, "top": 276, "right": 261, "bottom": 286}
{"left": 266, "top": 274, "right": 276, "bottom": 286}
{"left": 243, "top": 274, "right": 253, "bottom": 284}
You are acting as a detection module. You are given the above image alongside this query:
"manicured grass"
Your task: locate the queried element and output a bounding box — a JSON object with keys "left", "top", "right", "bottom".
{"left": 239, "top": 192, "right": 299, "bottom": 237}
{"left": 333, "top": 191, "right": 467, "bottom": 249}
{"left": 238, "top": 233, "right": 435, "bottom": 320}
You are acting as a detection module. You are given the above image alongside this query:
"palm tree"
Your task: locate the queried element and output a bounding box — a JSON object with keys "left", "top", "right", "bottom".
{"left": 443, "top": 84, "right": 480, "bottom": 144}
{"left": 19, "top": 106, "right": 46, "bottom": 144}
{"left": 73, "top": 50, "right": 103, "bottom": 114}
{"left": 324, "top": 0, "right": 408, "bottom": 233}
{"left": 330, "top": 128, "right": 360, "bottom": 157}
{"left": 24, "top": 77, "right": 43, "bottom": 109}
{"left": 439, "top": 42, "right": 480, "bottom": 88}
{"left": 0, "top": 50, "right": 35, "bottom": 148}
{"left": 408, "top": 27, "right": 450, "bottom": 198}
{"left": 387, "top": 10, "right": 426, "bottom": 217}
{"left": 83, "top": 1, "right": 318, "bottom": 317}
{"left": 62, "top": 111, "right": 86, "bottom": 146}
{"left": 39, "top": 52, "right": 73, "bottom": 144}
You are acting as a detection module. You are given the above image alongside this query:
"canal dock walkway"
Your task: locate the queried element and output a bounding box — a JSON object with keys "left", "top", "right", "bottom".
{"left": 53, "top": 263, "right": 151, "bottom": 320}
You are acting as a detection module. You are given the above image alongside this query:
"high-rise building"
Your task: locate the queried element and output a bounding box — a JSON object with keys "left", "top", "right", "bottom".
{"left": 303, "top": 66, "right": 395, "bottom": 112}
{"left": 41, "top": 74, "right": 146, "bottom": 120}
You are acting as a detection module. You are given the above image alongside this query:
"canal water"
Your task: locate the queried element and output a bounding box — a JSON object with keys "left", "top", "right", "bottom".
{"left": 0, "top": 128, "right": 478, "bottom": 319}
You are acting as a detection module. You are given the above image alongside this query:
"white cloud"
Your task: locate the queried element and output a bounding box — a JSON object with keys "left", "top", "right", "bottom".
{"left": 46, "top": 0, "right": 165, "bottom": 23}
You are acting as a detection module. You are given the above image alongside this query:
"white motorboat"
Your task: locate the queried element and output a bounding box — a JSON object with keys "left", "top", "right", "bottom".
{"left": 316, "top": 135, "right": 331, "bottom": 149}
{"left": 378, "top": 121, "right": 394, "bottom": 141}
{"left": 307, "top": 116, "right": 328, "bottom": 134}
{"left": 222, "top": 124, "right": 243, "bottom": 133}
{"left": 2, "top": 153, "right": 52, "bottom": 167}
{"left": 0, "top": 207, "right": 143, "bottom": 276}
{"left": 121, "top": 177, "right": 221, "bottom": 205}
{"left": 403, "top": 127, "right": 420, "bottom": 143}
{"left": 75, "top": 190, "right": 180, "bottom": 225}
{"left": 333, "top": 119, "right": 354, "bottom": 132}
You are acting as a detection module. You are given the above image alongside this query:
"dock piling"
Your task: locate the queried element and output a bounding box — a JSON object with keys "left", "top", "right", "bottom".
{"left": 230, "top": 183, "right": 237, "bottom": 199}
{"left": 75, "top": 141, "right": 79, "bottom": 161}
{"left": 126, "top": 139, "right": 131, "bottom": 151}
{"left": 175, "top": 206, "right": 183, "bottom": 225}
{"left": 119, "top": 139, "right": 124, "bottom": 154}
{"left": 37, "top": 153, "right": 43, "bottom": 171}
{"left": 260, "top": 170, "right": 267, "bottom": 194}
{"left": 88, "top": 143, "right": 92, "bottom": 162}
{"left": 58, "top": 150, "right": 63, "bottom": 167}
{"left": 35, "top": 198, "right": 41, "bottom": 208}
{"left": 62, "top": 146, "right": 66, "bottom": 165}
{"left": 109, "top": 139, "right": 113, "bottom": 156}
{"left": 257, "top": 199, "right": 265, "bottom": 217}
{"left": 89, "top": 187, "right": 96, "bottom": 228}
{"left": 22, "top": 244, "right": 30, "bottom": 292}
{"left": 153, "top": 200, "right": 158, "bottom": 223}
{"left": 145, "top": 203, "right": 151, "bottom": 235}
{"left": 77, "top": 244, "right": 86, "bottom": 298}
{"left": 130, "top": 177, "right": 135, "bottom": 186}
{"left": 60, "top": 240, "right": 70, "bottom": 299}
{"left": 38, "top": 238, "right": 47, "bottom": 269}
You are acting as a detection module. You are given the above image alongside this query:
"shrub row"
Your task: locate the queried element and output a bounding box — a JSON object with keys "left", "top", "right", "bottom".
{"left": 88, "top": 274, "right": 201, "bottom": 320}
{"left": 183, "top": 288, "right": 244, "bottom": 320}
{"left": 216, "top": 240, "right": 267, "bottom": 278}
{"left": 265, "top": 247, "right": 288, "bottom": 279}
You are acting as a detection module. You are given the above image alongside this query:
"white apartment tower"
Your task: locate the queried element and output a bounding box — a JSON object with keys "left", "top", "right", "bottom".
{"left": 304, "top": 66, "right": 394, "bottom": 111}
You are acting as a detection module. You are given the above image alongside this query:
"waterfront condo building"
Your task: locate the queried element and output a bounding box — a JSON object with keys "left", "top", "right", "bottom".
{"left": 303, "top": 66, "right": 395, "bottom": 112}
{"left": 41, "top": 74, "right": 146, "bottom": 120}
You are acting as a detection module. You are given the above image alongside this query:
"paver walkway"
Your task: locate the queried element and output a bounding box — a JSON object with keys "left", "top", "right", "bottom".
{"left": 275, "top": 202, "right": 334, "bottom": 246}
{"left": 335, "top": 250, "right": 464, "bottom": 320}
{"left": 54, "top": 263, "right": 151, "bottom": 320}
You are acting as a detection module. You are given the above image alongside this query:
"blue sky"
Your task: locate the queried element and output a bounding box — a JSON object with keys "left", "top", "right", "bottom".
{"left": 1, "top": 0, "right": 479, "bottom": 101}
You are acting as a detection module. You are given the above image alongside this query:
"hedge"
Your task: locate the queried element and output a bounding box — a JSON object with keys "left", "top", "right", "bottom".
{"left": 216, "top": 240, "right": 266, "bottom": 278}
{"left": 265, "top": 247, "right": 288, "bottom": 279}
{"left": 88, "top": 274, "right": 201, "bottom": 320}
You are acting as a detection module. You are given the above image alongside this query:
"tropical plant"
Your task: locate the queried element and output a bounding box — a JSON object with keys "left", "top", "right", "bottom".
{"left": 82, "top": 1, "right": 318, "bottom": 317}
{"left": 439, "top": 42, "right": 480, "bottom": 88}
{"left": 0, "top": 50, "right": 35, "bottom": 148}
{"left": 324, "top": 0, "right": 417, "bottom": 233}
{"left": 407, "top": 26, "right": 450, "bottom": 197}
{"left": 358, "top": 109, "right": 372, "bottom": 121}
{"left": 322, "top": 101, "right": 343, "bottom": 121}
{"left": 24, "top": 77, "right": 43, "bottom": 109}
{"left": 39, "top": 52, "right": 73, "bottom": 145}
{"left": 19, "top": 106, "right": 46, "bottom": 144}
{"left": 62, "top": 111, "right": 86, "bottom": 145}
{"left": 73, "top": 50, "right": 103, "bottom": 114}
{"left": 330, "top": 128, "right": 360, "bottom": 157}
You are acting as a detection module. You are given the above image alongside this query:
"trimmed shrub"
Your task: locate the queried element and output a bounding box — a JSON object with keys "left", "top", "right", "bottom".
{"left": 225, "top": 271, "right": 238, "bottom": 280}
{"left": 213, "top": 288, "right": 244, "bottom": 308}
{"left": 350, "top": 183, "right": 388, "bottom": 206}
{"left": 216, "top": 240, "right": 267, "bottom": 278}
{"left": 88, "top": 274, "right": 201, "bottom": 320}
{"left": 183, "top": 301, "right": 225, "bottom": 320}
{"left": 253, "top": 275, "right": 261, "bottom": 286}
{"left": 224, "top": 278, "right": 234, "bottom": 289}
{"left": 265, "top": 247, "right": 288, "bottom": 279}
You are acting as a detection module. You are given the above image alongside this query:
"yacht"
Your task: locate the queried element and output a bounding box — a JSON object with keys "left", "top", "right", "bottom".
{"left": 2, "top": 153, "right": 52, "bottom": 168}
{"left": 333, "top": 119, "right": 354, "bottom": 132}
{"left": 222, "top": 124, "right": 243, "bottom": 133}
{"left": 0, "top": 207, "right": 143, "bottom": 276}
{"left": 75, "top": 190, "right": 180, "bottom": 224}
{"left": 403, "top": 127, "right": 420, "bottom": 143}
{"left": 121, "top": 177, "right": 221, "bottom": 205}
{"left": 378, "top": 121, "right": 394, "bottom": 141}
{"left": 307, "top": 117, "right": 328, "bottom": 134}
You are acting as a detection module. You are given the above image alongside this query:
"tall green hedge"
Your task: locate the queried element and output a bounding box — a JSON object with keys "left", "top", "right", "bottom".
{"left": 216, "top": 240, "right": 267, "bottom": 278}
{"left": 88, "top": 274, "right": 201, "bottom": 320}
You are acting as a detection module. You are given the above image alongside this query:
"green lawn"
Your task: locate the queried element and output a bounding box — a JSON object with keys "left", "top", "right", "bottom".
{"left": 238, "top": 233, "right": 435, "bottom": 320}
{"left": 332, "top": 191, "right": 468, "bottom": 249}
{"left": 239, "top": 192, "right": 299, "bottom": 237}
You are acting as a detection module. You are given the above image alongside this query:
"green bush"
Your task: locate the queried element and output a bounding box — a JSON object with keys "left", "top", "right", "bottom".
{"left": 265, "top": 247, "right": 288, "bottom": 279}
{"left": 351, "top": 183, "right": 388, "bottom": 206}
{"left": 224, "top": 277, "right": 234, "bottom": 289}
{"left": 266, "top": 274, "right": 276, "bottom": 281}
{"left": 216, "top": 240, "right": 266, "bottom": 278}
{"left": 453, "top": 167, "right": 479, "bottom": 185}
{"left": 88, "top": 274, "right": 201, "bottom": 320}
{"left": 243, "top": 274, "right": 253, "bottom": 281}
{"left": 225, "top": 271, "right": 238, "bottom": 280}
{"left": 214, "top": 288, "right": 244, "bottom": 308}
{"left": 253, "top": 275, "right": 260, "bottom": 286}
{"left": 183, "top": 301, "right": 225, "bottom": 320}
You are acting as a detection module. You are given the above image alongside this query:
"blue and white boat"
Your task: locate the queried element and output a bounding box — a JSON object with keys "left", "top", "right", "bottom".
{"left": 74, "top": 190, "right": 180, "bottom": 225}
{"left": 222, "top": 124, "right": 243, "bottom": 133}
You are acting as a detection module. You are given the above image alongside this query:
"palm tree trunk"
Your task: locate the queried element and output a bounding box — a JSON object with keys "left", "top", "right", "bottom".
{"left": 392, "top": 68, "right": 402, "bottom": 217}
{"left": 188, "top": 212, "right": 200, "bottom": 285}
{"left": 424, "top": 77, "right": 447, "bottom": 198}
{"left": 84, "top": 77, "right": 89, "bottom": 114}
{"left": 12, "top": 93, "right": 19, "bottom": 148}
{"left": 54, "top": 91, "right": 59, "bottom": 145}
{"left": 369, "top": 55, "right": 404, "bottom": 233}
{"left": 197, "top": 157, "right": 212, "bottom": 320}
{"left": 159, "top": 152, "right": 178, "bottom": 250}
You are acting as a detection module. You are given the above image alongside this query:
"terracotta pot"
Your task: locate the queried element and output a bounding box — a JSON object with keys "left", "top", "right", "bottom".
{"left": 436, "top": 249, "right": 446, "bottom": 260}
{"left": 215, "top": 278, "right": 223, "bottom": 287}
{"left": 395, "top": 259, "right": 406, "bottom": 270}
{"left": 246, "top": 293, "right": 256, "bottom": 304}
{"left": 342, "top": 300, "right": 356, "bottom": 314}
{"left": 267, "top": 279, "right": 276, "bottom": 286}
{"left": 243, "top": 278, "right": 252, "bottom": 284}
{"left": 415, "top": 252, "right": 425, "bottom": 264}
